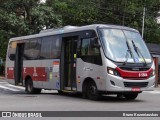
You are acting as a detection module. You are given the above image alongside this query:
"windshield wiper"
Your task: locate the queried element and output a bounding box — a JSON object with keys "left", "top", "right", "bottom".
{"left": 123, "top": 41, "right": 133, "bottom": 65}
{"left": 132, "top": 40, "right": 147, "bottom": 66}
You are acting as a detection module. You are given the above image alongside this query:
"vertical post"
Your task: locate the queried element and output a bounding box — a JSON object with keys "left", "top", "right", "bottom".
{"left": 153, "top": 57, "right": 159, "bottom": 87}
{"left": 142, "top": 7, "right": 145, "bottom": 38}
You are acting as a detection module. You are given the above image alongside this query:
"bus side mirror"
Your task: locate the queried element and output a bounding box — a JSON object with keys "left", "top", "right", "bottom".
{"left": 90, "top": 37, "right": 101, "bottom": 48}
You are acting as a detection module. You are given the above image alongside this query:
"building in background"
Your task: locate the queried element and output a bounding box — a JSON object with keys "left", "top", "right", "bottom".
{"left": 147, "top": 43, "right": 160, "bottom": 85}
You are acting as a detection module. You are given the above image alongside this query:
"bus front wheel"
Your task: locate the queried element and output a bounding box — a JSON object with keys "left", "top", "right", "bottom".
{"left": 25, "top": 78, "right": 41, "bottom": 94}
{"left": 87, "top": 81, "right": 101, "bottom": 100}
{"left": 124, "top": 93, "right": 138, "bottom": 100}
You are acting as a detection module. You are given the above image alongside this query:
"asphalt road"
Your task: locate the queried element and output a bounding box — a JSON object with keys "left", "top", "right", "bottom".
{"left": 0, "top": 79, "right": 160, "bottom": 120}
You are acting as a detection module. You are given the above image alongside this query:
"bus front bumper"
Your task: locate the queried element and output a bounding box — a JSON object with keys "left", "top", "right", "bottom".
{"left": 105, "top": 74, "right": 155, "bottom": 92}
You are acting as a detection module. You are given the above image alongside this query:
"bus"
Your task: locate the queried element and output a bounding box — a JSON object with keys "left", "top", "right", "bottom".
{"left": 5, "top": 24, "right": 155, "bottom": 100}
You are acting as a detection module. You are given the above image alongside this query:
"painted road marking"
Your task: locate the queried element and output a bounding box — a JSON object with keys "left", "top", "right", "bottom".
{"left": 0, "top": 85, "right": 20, "bottom": 92}
{"left": 5, "top": 84, "right": 25, "bottom": 90}
{"left": 0, "top": 82, "right": 8, "bottom": 84}
{"left": 144, "top": 90, "right": 160, "bottom": 94}
{"left": 0, "top": 82, "right": 57, "bottom": 93}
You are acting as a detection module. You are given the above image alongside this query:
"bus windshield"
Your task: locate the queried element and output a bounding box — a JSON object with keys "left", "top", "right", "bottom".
{"left": 100, "top": 28, "right": 152, "bottom": 63}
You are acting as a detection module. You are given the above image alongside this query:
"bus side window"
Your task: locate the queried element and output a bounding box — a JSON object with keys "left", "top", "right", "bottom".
{"left": 40, "top": 36, "right": 52, "bottom": 59}
{"left": 24, "top": 39, "right": 41, "bottom": 60}
{"left": 8, "top": 41, "right": 17, "bottom": 61}
{"left": 40, "top": 35, "right": 61, "bottom": 59}
{"left": 80, "top": 38, "right": 102, "bottom": 65}
{"left": 51, "top": 36, "right": 61, "bottom": 59}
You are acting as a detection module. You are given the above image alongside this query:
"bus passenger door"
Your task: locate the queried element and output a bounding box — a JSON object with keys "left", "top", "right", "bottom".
{"left": 14, "top": 43, "right": 24, "bottom": 85}
{"left": 61, "top": 36, "right": 78, "bottom": 91}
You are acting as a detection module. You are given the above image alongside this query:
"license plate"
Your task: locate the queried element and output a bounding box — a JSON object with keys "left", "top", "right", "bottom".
{"left": 132, "top": 87, "right": 141, "bottom": 92}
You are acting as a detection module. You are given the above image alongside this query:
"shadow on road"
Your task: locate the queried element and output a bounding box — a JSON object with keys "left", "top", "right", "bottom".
{"left": 42, "top": 92, "right": 144, "bottom": 103}
{"left": 5, "top": 91, "right": 144, "bottom": 103}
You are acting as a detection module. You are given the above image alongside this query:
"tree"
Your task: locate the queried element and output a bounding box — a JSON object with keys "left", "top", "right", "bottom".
{"left": 0, "top": 30, "right": 8, "bottom": 61}
{"left": 0, "top": 0, "right": 62, "bottom": 36}
{"left": 46, "top": 0, "right": 99, "bottom": 26}
{"left": 47, "top": 0, "right": 160, "bottom": 43}
{"left": 0, "top": 0, "right": 62, "bottom": 60}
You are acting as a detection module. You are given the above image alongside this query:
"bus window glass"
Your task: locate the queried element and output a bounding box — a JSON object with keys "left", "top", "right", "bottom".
{"left": 8, "top": 41, "right": 17, "bottom": 60}
{"left": 80, "top": 38, "right": 102, "bottom": 65}
{"left": 100, "top": 29, "right": 152, "bottom": 63}
{"left": 81, "top": 38, "right": 100, "bottom": 56}
{"left": 41, "top": 36, "right": 52, "bottom": 59}
{"left": 124, "top": 30, "right": 151, "bottom": 62}
{"left": 24, "top": 39, "right": 41, "bottom": 60}
{"left": 51, "top": 36, "right": 61, "bottom": 59}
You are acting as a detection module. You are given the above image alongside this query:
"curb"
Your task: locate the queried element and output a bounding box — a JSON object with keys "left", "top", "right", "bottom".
{"left": 0, "top": 76, "right": 5, "bottom": 79}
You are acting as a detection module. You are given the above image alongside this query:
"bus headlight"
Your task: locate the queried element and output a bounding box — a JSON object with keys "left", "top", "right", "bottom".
{"left": 107, "top": 67, "right": 121, "bottom": 77}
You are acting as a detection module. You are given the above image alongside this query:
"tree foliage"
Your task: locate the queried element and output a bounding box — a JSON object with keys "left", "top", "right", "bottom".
{"left": 47, "top": 0, "right": 160, "bottom": 43}
{"left": 0, "top": 0, "right": 62, "bottom": 60}
{"left": 0, "top": 0, "right": 62, "bottom": 36}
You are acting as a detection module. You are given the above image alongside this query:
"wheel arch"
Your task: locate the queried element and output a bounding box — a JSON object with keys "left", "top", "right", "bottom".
{"left": 82, "top": 77, "right": 96, "bottom": 91}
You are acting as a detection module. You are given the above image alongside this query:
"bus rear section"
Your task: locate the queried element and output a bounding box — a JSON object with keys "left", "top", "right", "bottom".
{"left": 5, "top": 24, "right": 155, "bottom": 100}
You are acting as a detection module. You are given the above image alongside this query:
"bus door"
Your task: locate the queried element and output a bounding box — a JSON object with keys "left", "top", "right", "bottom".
{"left": 14, "top": 43, "right": 24, "bottom": 85}
{"left": 61, "top": 36, "right": 78, "bottom": 91}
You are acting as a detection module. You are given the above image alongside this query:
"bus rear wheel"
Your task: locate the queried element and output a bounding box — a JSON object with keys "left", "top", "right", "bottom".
{"left": 87, "top": 81, "right": 101, "bottom": 100}
{"left": 58, "top": 90, "right": 65, "bottom": 95}
{"left": 25, "top": 78, "right": 41, "bottom": 94}
{"left": 124, "top": 93, "right": 138, "bottom": 100}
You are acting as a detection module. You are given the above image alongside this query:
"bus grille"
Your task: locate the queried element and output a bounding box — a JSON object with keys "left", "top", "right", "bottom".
{"left": 124, "top": 82, "right": 148, "bottom": 88}
{"left": 119, "top": 67, "right": 150, "bottom": 71}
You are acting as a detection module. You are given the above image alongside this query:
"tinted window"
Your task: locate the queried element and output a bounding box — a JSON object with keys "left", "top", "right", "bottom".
{"left": 80, "top": 38, "right": 102, "bottom": 65}
{"left": 8, "top": 41, "right": 17, "bottom": 60}
{"left": 81, "top": 38, "right": 100, "bottom": 56}
{"left": 51, "top": 36, "right": 61, "bottom": 59}
{"left": 24, "top": 39, "right": 41, "bottom": 60}
{"left": 40, "top": 36, "right": 52, "bottom": 59}
{"left": 40, "top": 36, "right": 61, "bottom": 59}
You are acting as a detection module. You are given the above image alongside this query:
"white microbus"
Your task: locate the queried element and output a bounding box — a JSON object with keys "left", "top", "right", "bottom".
{"left": 5, "top": 24, "right": 155, "bottom": 100}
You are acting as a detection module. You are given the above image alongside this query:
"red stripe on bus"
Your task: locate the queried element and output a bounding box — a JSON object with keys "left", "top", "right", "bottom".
{"left": 7, "top": 67, "right": 47, "bottom": 81}
{"left": 7, "top": 67, "right": 14, "bottom": 79}
{"left": 23, "top": 67, "right": 47, "bottom": 81}
{"left": 116, "top": 67, "right": 152, "bottom": 80}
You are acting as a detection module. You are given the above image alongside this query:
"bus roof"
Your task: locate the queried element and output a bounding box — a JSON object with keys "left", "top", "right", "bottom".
{"left": 9, "top": 24, "right": 138, "bottom": 42}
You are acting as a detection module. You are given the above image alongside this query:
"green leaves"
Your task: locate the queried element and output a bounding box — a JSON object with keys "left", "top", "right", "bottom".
{"left": 0, "top": 0, "right": 62, "bottom": 36}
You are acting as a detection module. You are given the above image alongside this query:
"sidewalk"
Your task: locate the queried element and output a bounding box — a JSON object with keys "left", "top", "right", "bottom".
{"left": 0, "top": 76, "right": 5, "bottom": 79}
{"left": 155, "top": 85, "right": 160, "bottom": 91}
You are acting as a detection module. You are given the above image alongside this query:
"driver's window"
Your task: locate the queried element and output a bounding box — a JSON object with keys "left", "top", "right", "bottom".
{"left": 81, "top": 38, "right": 100, "bottom": 56}
{"left": 80, "top": 38, "right": 102, "bottom": 65}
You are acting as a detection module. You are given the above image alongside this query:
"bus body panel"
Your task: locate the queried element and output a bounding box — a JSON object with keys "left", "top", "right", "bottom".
{"left": 76, "top": 58, "right": 106, "bottom": 92}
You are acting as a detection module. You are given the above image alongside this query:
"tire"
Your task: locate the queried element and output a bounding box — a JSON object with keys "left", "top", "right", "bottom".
{"left": 25, "top": 78, "right": 41, "bottom": 94}
{"left": 82, "top": 83, "right": 87, "bottom": 99}
{"left": 58, "top": 90, "right": 65, "bottom": 95}
{"left": 87, "top": 81, "right": 101, "bottom": 100}
{"left": 124, "top": 93, "right": 138, "bottom": 100}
